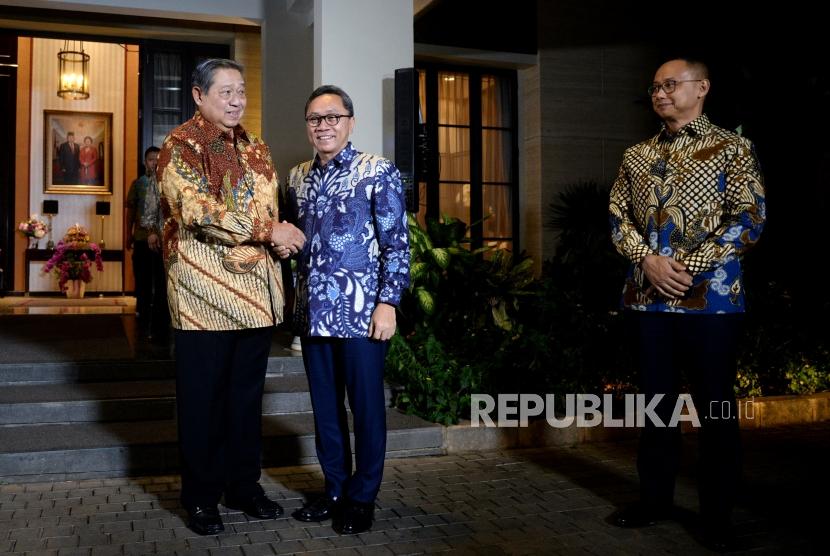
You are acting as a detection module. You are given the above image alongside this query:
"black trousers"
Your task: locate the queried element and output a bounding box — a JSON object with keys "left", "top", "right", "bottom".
{"left": 132, "top": 240, "right": 168, "bottom": 332}
{"left": 174, "top": 327, "right": 273, "bottom": 508}
{"left": 628, "top": 311, "right": 743, "bottom": 527}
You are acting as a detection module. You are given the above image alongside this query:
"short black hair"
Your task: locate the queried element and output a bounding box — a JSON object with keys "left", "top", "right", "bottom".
{"left": 144, "top": 146, "right": 160, "bottom": 159}
{"left": 666, "top": 57, "right": 709, "bottom": 79}
{"left": 191, "top": 58, "right": 244, "bottom": 92}
{"left": 304, "top": 85, "right": 354, "bottom": 117}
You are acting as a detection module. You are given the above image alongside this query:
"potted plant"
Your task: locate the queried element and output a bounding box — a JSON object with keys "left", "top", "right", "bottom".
{"left": 42, "top": 223, "right": 104, "bottom": 298}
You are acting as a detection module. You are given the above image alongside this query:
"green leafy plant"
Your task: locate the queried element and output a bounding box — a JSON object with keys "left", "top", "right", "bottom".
{"left": 388, "top": 182, "right": 828, "bottom": 427}
{"left": 386, "top": 332, "right": 480, "bottom": 426}
{"left": 738, "top": 270, "right": 830, "bottom": 397}
{"left": 735, "top": 369, "right": 762, "bottom": 398}
{"left": 387, "top": 214, "right": 538, "bottom": 424}
{"left": 784, "top": 360, "right": 829, "bottom": 395}
{"left": 545, "top": 180, "right": 628, "bottom": 311}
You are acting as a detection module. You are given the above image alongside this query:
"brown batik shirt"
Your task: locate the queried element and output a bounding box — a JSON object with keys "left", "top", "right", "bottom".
{"left": 156, "top": 111, "right": 284, "bottom": 330}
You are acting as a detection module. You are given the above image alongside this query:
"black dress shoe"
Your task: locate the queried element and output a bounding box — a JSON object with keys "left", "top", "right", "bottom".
{"left": 334, "top": 500, "right": 374, "bottom": 535}
{"left": 610, "top": 504, "right": 671, "bottom": 528}
{"left": 187, "top": 505, "right": 224, "bottom": 536}
{"left": 292, "top": 495, "right": 342, "bottom": 522}
{"left": 224, "top": 493, "right": 284, "bottom": 519}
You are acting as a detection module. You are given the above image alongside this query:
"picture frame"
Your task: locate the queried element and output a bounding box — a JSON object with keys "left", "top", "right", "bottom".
{"left": 44, "top": 110, "right": 112, "bottom": 195}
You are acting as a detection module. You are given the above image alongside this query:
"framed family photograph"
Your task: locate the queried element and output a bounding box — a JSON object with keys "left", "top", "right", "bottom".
{"left": 44, "top": 110, "right": 112, "bottom": 194}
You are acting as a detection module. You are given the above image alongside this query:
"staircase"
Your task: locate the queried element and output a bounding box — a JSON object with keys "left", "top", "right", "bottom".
{"left": 0, "top": 327, "right": 444, "bottom": 481}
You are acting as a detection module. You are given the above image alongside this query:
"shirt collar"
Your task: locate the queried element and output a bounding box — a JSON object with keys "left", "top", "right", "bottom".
{"left": 193, "top": 110, "right": 250, "bottom": 144}
{"left": 313, "top": 142, "right": 357, "bottom": 170}
{"left": 659, "top": 113, "right": 711, "bottom": 141}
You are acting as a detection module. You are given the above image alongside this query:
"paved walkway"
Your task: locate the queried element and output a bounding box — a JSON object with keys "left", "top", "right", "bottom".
{"left": 2, "top": 422, "right": 826, "bottom": 555}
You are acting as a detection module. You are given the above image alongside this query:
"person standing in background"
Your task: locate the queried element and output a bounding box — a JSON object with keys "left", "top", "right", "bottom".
{"left": 126, "top": 146, "right": 167, "bottom": 339}
{"left": 608, "top": 57, "right": 765, "bottom": 552}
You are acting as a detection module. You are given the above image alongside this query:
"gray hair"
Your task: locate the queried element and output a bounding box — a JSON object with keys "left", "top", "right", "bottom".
{"left": 191, "top": 58, "right": 244, "bottom": 92}
{"left": 305, "top": 85, "right": 354, "bottom": 116}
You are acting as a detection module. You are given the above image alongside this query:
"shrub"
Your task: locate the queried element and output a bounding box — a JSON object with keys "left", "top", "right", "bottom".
{"left": 386, "top": 214, "right": 537, "bottom": 424}
{"left": 387, "top": 183, "right": 829, "bottom": 425}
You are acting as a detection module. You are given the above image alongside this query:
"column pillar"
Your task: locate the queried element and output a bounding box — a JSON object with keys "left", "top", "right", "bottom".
{"left": 261, "top": 0, "right": 413, "bottom": 175}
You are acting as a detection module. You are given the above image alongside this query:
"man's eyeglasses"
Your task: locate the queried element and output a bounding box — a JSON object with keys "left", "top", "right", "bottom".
{"left": 648, "top": 79, "right": 703, "bottom": 96}
{"left": 305, "top": 113, "right": 352, "bottom": 127}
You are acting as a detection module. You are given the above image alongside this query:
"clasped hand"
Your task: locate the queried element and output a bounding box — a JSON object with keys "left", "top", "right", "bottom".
{"left": 270, "top": 221, "right": 306, "bottom": 259}
{"left": 641, "top": 254, "right": 692, "bottom": 299}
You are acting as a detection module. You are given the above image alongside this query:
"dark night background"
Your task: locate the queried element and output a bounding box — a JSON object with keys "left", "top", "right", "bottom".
{"left": 417, "top": 0, "right": 829, "bottom": 321}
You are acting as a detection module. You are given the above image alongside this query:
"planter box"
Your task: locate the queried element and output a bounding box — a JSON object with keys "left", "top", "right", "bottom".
{"left": 738, "top": 392, "right": 830, "bottom": 429}
{"left": 444, "top": 392, "right": 830, "bottom": 453}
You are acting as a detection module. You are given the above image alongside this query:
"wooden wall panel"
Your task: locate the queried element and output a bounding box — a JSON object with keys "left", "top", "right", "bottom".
{"left": 123, "top": 45, "right": 139, "bottom": 293}
{"left": 27, "top": 38, "right": 125, "bottom": 292}
{"left": 13, "top": 37, "right": 32, "bottom": 292}
{"left": 234, "top": 29, "right": 262, "bottom": 139}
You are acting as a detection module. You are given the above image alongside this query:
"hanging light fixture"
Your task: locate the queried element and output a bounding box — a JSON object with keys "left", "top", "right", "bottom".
{"left": 57, "top": 40, "right": 90, "bottom": 100}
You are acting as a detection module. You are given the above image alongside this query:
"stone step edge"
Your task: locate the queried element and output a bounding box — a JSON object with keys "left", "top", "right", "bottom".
{"left": 0, "top": 383, "right": 394, "bottom": 425}
{"left": 0, "top": 375, "right": 327, "bottom": 404}
{"left": 0, "top": 446, "right": 446, "bottom": 485}
{"left": 0, "top": 424, "right": 445, "bottom": 479}
{"left": 0, "top": 359, "right": 307, "bottom": 385}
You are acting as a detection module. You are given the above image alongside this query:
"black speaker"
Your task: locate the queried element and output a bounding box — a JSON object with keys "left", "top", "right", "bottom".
{"left": 395, "top": 68, "right": 422, "bottom": 213}
{"left": 95, "top": 201, "right": 111, "bottom": 216}
{"left": 43, "top": 200, "right": 59, "bottom": 214}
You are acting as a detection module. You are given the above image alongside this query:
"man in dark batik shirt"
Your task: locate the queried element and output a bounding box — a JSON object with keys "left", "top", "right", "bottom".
{"left": 609, "top": 58, "right": 765, "bottom": 552}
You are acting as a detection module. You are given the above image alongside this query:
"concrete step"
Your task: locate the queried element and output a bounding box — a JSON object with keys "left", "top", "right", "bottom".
{"left": 0, "top": 409, "right": 444, "bottom": 480}
{"left": 0, "top": 375, "right": 393, "bottom": 424}
{"left": 0, "top": 355, "right": 307, "bottom": 385}
{"left": 0, "top": 318, "right": 443, "bottom": 482}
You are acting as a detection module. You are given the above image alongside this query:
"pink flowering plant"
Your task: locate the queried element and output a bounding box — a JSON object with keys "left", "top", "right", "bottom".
{"left": 42, "top": 224, "right": 104, "bottom": 291}
{"left": 18, "top": 214, "right": 48, "bottom": 239}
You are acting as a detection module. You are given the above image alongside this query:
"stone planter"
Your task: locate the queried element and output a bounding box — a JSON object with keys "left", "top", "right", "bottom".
{"left": 737, "top": 392, "right": 830, "bottom": 429}
{"left": 443, "top": 392, "right": 830, "bottom": 453}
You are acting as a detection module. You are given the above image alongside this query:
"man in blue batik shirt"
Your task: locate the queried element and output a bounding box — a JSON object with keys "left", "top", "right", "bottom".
{"left": 276, "top": 85, "right": 409, "bottom": 536}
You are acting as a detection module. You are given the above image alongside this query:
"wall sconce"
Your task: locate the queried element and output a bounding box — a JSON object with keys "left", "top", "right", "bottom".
{"left": 95, "top": 201, "right": 110, "bottom": 249}
{"left": 57, "top": 40, "right": 90, "bottom": 100}
{"left": 42, "top": 200, "right": 59, "bottom": 250}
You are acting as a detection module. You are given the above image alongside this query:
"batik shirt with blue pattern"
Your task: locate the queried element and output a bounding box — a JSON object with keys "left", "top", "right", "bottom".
{"left": 287, "top": 142, "right": 410, "bottom": 337}
{"left": 609, "top": 114, "right": 766, "bottom": 314}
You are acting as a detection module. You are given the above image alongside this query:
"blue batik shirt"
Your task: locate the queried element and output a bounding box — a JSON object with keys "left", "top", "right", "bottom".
{"left": 287, "top": 142, "right": 410, "bottom": 337}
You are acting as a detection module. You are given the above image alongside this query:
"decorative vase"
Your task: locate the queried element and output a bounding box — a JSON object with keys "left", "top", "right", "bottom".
{"left": 65, "top": 280, "right": 86, "bottom": 299}
{"left": 28, "top": 237, "right": 39, "bottom": 249}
